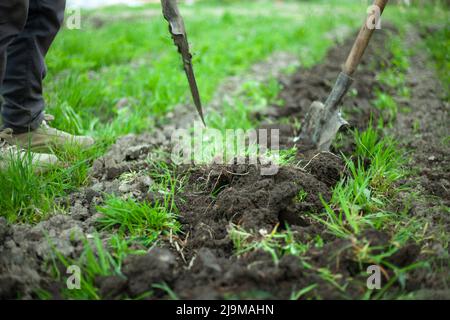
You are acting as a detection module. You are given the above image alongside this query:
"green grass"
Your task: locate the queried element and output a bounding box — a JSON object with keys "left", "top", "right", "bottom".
{"left": 11, "top": 0, "right": 445, "bottom": 224}
{"left": 295, "top": 189, "right": 308, "bottom": 203}
{"left": 0, "top": 1, "right": 363, "bottom": 224}
{"left": 310, "top": 22, "right": 449, "bottom": 298}
{"left": 317, "top": 126, "right": 405, "bottom": 238}
{"left": 224, "top": 22, "right": 431, "bottom": 298}
{"left": 41, "top": 234, "right": 146, "bottom": 300}
{"left": 1, "top": 1, "right": 448, "bottom": 300}
{"left": 354, "top": 126, "right": 405, "bottom": 193}
{"left": 208, "top": 77, "right": 284, "bottom": 130}
{"left": 375, "top": 33, "right": 412, "bottom": 124}
{"left": 44, "top": 1, "right": 363, "bottom": 138}
{"left": 0, "top": 148, "right": 55, "bottom": 223}
{"left": 97, "top": 158, "right": 184, "bottom": 246}
{"left": 373, "top": 92, "right": 399, "bottom": 122}
{"left": 229, "top": 224, "right": 309, "bottom": 264}
{"left": 97, "top": 196, "right": 180, "bottom": 246}
{"left": 290, "top": 284, "right": 318, "bottom": 300}
{"left": 0, "top": 143, "right": 101, "bottom": 223}
{"left": 424, "top": 27, "right": 450, "bottom": 95}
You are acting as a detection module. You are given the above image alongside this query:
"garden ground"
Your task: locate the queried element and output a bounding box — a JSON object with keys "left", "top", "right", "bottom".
{"left": 0, "top": 1, "right": 448, "bottom": 299}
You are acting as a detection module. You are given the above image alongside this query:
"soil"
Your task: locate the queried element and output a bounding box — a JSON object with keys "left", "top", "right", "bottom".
{"left": 384, "top": 28, "right": 449, "bottom": 296}
{"left": 258, "top": 34, "right": 386, "bottom": 129}
{"left": 0, "top": 24, "right": 448, "bottom": 300}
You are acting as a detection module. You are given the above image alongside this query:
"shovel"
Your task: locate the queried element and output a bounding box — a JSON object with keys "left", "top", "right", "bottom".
{"left": 297, "top": 0, "right": 389, "bottom": 151}
{"left": 161, "top": 0, "right": 206, "bottom": 125}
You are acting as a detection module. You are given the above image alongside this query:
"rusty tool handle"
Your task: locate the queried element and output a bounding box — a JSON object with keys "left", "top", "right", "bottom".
{"left": 343, "top": 0, "right": 389, "bottom": 76}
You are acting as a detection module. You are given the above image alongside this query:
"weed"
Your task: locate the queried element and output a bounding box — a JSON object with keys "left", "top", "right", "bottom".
{"left": 241, "top": 78, "right": 283, "bottom": 107}
{"left": 47, "top": 235, "right": 123, "bottom": 300}
{"left": 152, "top": 283, "right": 179, "bottom": 300}
{"left": 316, "top": 125, "right": 405, "bottom": 238}
{"left": 290, "top": 284, "right": 317, "bottom": 300}
{"left": 0, "top": 148, "right": 52, "bottom": 223}
{"left": 229, "top": 224, "right": 309, "bottom": 262}
{"left": 277, "top": 146, "right": 298, "bottom": 166}
{"left": 41, "top": 233, "right": 148, "bottom": 300}
{"left": 97, "top": 197, "right": 180, "bottom": 246}
{"left": 97, "top": 159, "right": 184, "bottom": 246}
{"left": 373, "top": 92, "right": 398, "bottom": 122}
{"left": 0, "top": 1, "right": 363, "bottom": 221}
{"left": 295, "top": 189, "right": 308, "bottom": 203}
{"left": 424, "top": 27, "right": 450, "bottom": 92}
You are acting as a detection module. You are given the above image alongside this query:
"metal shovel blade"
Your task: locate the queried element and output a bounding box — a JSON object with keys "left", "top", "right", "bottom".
{"left": 161, "top": 0, "right": 205, "bottom": 125}
{"left": 297, "top": 72, "right": 353, "bottom": 151}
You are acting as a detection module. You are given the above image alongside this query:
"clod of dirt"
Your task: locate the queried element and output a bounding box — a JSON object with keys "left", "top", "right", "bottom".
{"left": 0, "top": 215, "right": 89, "bottom": 299}
{"left": 91, "top": 133, "right": 171, "bottom": 181}
{"left": 98, "top": 248, "right": 177, "bottom": 298}
{"left": 178, "top": 163, "right": 334, "bottom": 259}
{"left": 302, "top": 152, "right": 346, "bottom": 187}
{"left": 2, "top": 23, "right": 447, "bottom": 300}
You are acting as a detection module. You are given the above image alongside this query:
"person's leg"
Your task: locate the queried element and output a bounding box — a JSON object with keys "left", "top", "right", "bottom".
{"left": 0, "top": 0, "right": 29, "bottom": 85}
{"left": 1, "top": 0, "right": 66, "bottom": 133}
{"left": 0, "top": 0, "right": 59, "bottom": 173}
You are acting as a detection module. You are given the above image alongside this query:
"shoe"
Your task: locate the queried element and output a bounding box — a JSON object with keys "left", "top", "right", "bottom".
{"left": 4, "top": 114, "right": 95, "bottom": 153}
{"left": 0, "top": 128, "right": 58, "bottom": 173}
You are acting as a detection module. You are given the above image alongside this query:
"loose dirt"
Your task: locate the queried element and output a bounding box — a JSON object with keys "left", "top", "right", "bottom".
{"left": 0, "top": 24, "right": 448, "bottom": 300}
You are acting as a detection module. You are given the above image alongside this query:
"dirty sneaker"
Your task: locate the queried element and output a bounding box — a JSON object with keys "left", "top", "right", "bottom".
{"left": 4, "top": 114, "right": 95, "bottom": 153}
{"left": 0, "top": 128, "right": 58, "bottom": 173}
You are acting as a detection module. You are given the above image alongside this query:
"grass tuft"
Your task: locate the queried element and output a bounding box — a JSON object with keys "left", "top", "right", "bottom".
{"left": 97, "top": 196, "right": 180, "bottom": 246}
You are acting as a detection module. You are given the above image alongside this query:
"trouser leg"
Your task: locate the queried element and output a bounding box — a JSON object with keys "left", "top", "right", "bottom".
{"left": 1, "top": 0, "right": 66, "bottom": 133}
{"left": 0, "top": 0, "right": 29, "bottom": 86}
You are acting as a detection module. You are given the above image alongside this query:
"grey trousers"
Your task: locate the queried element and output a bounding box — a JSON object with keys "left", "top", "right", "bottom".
{"left": 0, "top": 0, "right": 66, "bottom": 133}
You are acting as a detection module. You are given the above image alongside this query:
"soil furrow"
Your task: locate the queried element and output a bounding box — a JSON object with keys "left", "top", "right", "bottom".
{"left": 0, "top": 24, "right": 447, "bottom": 300}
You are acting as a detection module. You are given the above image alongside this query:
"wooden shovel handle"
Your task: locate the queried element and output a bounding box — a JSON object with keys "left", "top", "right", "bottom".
{"left": 343, "top": 0, "right": 389, "bottom": 76}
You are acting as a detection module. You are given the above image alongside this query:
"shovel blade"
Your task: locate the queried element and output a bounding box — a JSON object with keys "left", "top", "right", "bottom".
{"left": 297, "top": 72, "right": 353, "bottom": 151}
{"left": 315, "top": 105, "right": 348, "bottom": 151}
{"left": 297, "top": 101, "right": 348, "bottom": 151}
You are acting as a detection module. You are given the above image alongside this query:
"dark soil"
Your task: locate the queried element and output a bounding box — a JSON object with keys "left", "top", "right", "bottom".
{"left": 258, "top": 30, "right": 392, "bottom": 132}
{"left": 385, "top": 28, "right": 449, "bottom": 296}
{"left": 0, "top": 25, "right": 448, "bottom": 300}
